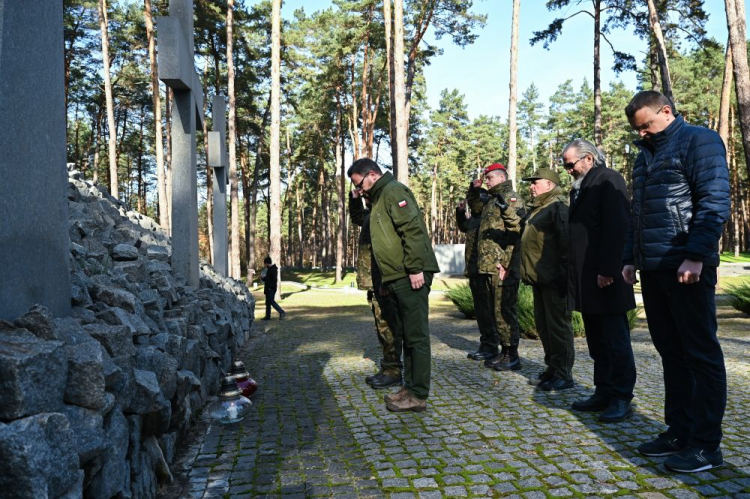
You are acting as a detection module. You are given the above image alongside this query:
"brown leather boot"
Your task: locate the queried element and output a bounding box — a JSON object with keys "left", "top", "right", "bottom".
{"left": 384, "top": 386, "right": 408, "bottom": 404}
{"left": 386, "top": 392, "right": 427, "bottom": 413}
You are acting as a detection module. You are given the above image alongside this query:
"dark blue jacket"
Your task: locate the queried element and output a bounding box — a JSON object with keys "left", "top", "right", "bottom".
{"left": 624, "top": 115, "right": 730, "bottom": 270}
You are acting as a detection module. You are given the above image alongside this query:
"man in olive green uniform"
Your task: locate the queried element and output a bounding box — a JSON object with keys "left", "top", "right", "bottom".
{"left": 520, "top": 168, "right": 575, "bottom": 391}
{"left": 456, "top": 191, "right": 497, "bottom": 361}
{"left": 349, "top": 190, "right": 402, "bottom": 389}
{"left": 348, "top": 158, "right": 440, "bottom": 413}
{"left": 467, "top": 163, "right": 525, "bottom": 372}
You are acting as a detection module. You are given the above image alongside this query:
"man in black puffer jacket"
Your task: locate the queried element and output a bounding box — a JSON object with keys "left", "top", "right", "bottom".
{"left": 623, "top": 91, "right": 730, "bottom": 473}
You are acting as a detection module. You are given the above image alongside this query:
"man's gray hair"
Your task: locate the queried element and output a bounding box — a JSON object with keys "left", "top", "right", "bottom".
{"left": 563, "top": 139, "right": 607, "bottom": 168}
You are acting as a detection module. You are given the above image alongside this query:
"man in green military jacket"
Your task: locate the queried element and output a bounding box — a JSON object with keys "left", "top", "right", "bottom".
{"left": 520, "top": 168, "right": 575, "bottom": 391}
{"left": 348, "top": 158, "right": 440, "bottom": 413}
{"left": 349, "top": 190, "right": 402, "bottom": 389}
{"left": 467, "top": 163, "right": 525, "bottom": 372}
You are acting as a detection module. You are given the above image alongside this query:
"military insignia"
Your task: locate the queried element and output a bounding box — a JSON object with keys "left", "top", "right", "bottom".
{"left": 398, "top": 200, "right": 408, "bottom": 208}
{"left": 510, "top": 197, "right": 517, "bottom": 202}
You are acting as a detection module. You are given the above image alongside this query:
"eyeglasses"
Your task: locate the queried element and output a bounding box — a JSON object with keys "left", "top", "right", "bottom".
{"left": 354, "top": 169, "right": 372, "bottom": 190}
{"left": 633, "top": 106, "right": 665, "bottom": 132}
{"left": 563, "top": 157, "right": 584, "bottom": 170}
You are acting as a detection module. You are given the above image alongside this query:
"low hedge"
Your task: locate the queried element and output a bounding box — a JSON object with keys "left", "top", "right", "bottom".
{"left": 446, "top": 282, "right": 640, "bottom": 339}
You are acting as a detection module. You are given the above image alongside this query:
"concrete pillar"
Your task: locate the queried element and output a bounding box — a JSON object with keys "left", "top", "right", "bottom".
{"left": 0, "top": 1, "right": 71, "bottom": 320}
{"left": 208, "top": 95, "right": 228, "bottom": 277}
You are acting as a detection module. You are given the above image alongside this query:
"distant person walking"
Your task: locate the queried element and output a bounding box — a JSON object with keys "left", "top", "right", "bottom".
{"left": 261, "top": 256, "right": 286, "bottom": 320}
{"left": 347, "top": 158, "right": 440, "bottom": 413}
{"left": 623, "top": 91, "right": 730, "bottom": 473}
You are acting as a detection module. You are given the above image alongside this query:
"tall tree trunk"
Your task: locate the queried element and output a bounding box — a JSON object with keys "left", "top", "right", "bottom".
{"left": 296, "top": 177, "right": 304, "bottom": 267}
{"left": 646, "top": 0, "right": 673, "bottom": 102}
{"left": 718, "top": 38, "right": 733, "bottom": 152}
{"left": 507, "top": 0, "right": 520, "bottom": 187}
{"left": 144, "top": 0, "right": 169, "bottom": 232}
{"left": 593, "top": 0, "right": 602, "bottom": 146}
{"left": 202, "top": 58, "right": 214, "bottom": 264}
{"left": 98, "top": 0, "right": 118, "bottom": 198}
{"left": 335, "top": 98, "right": 346, "bottom": 283}
{"left": 725, "top": 0, "right": 750, "bottom": 175}
{"left": 227, "top": 0, "right": 241, "bottom": 278}
{"left": 384, "top": 0, "right": 397, "bottom": 169}
{"left": 137, "top": 104, "right": 145, "bottom": 213}
{"left": 349, "top": 60, "right": 361, "bottom": 160}
{"left": 270, "top": 0, "right": 283, "bottom": 293}
{"left": 730, "top": 106, "right": 740, "bottom": 256}
{"left": 92, "top": 109, "right": 102, "bottom": 184}
{"left": 286, "top": 128, "right": 294, "bottom": 269}
{"left": 430, "top": 162, "right": 438, "bottom": 243}
{"left": 393, "top": 0, "right": 408, "bottom": 183}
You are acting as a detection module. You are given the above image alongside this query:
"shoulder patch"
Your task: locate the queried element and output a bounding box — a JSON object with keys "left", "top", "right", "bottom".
{"left": 510, "top": 197, "right": 517, "bottom": 203}
{"left": 398, "top": 200, "right": 408, "bottom": 208}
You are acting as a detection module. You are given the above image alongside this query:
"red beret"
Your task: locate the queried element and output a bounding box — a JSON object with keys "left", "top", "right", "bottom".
{"left": 483, "top": 163, "right": 506, "bottom": 175}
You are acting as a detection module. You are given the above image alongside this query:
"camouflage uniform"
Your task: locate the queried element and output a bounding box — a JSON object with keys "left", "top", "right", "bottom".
{"left": 350, "top": 193, "right": 402, "bottom": 377}
{"left": 456, "top": 197, "right": 497, "bottom": 355}
{"left": 468, "top": 179, "right": 525, "bottom": 351}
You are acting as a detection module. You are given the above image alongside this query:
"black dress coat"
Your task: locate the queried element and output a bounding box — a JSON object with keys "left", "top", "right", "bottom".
{"left": 262, "top": 264, "right": 278, "bottom": 296}
{"left": 567, "top": 166, "right": 636, "bottom": 314}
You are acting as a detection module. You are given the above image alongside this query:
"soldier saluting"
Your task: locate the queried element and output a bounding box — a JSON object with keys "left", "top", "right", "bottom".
{"left": 467, "top": 163, "right": 525, "bottom": 372}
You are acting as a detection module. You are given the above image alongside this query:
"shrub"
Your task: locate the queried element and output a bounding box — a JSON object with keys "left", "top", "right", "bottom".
{"left": 445, "top": 284, "right": 475, "bottom": 319}
{"left": 725, "top": 281, "right": 750, "bottom": 315}
{"left": 445, "top": 282, "right": 587, "bottom": 338}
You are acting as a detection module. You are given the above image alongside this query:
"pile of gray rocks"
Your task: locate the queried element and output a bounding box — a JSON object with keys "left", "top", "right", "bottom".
{"left": 0, "top": 169, "right": 255, "bottom": 498}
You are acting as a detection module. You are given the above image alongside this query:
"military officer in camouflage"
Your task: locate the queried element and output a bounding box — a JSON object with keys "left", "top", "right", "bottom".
{"left": 467, "top": 163, "right": 525, "bottom": 372}
{"left": 349, "top": 189, "right": 402, "bottom": 389}
{"left": 348, "top": 158, "right": 440, "bottom": 413}
{"left": 520, "top": 168, "right": 575, "bottom": 391}
{"left": 456, "top": 189, "right": 497, "bottom": 361}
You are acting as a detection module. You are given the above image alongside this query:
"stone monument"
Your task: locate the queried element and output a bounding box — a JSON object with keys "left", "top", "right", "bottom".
{"left": 208, "top": 95, "right": 229, "bottom": 277}
{"left": 157, "top": 0, "right": 204, "bottom": 287}
{"left": 0, "top": 1, "right": 71, "bottom": 320}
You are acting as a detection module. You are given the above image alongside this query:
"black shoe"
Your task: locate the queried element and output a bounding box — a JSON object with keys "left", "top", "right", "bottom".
{"left": 529, "top": 370, "right": 554, "bottom": 386}
{"left": 365, "top": 369, "right": 384, "bottom": 385}
{"left": 571, "top": 393, "right": 611, "bottom": 412}
{"left": 370, "top": 373, "right": 402, "bottom": 389}
{"left": 538, "top": 377, "right": 574, "bottom": 392}
{"left": 483, "top": 354, "right": 503, "bottom": 368}
{"left": 468, "top": 351, "right": 496, "bottom": 360}
{"left": 279, "top": 312, "right": 286, "bottom": 320}
{"left": 638, "top": 434, "right": 687, "bottom": 457}
{"left": 598, "top": 399, "right": 633, "bottom": 423}
{"left": 261, "top": 317, "right": 271, "bottom": 321}
{"left": 492, "top": 353, "right": 521, "bottom": 371}
{"left": 664, "top": 447, "right": 723, "bottom": 473}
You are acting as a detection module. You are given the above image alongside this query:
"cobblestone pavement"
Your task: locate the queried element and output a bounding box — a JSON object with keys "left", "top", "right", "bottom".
{"left": 169, "top": 290, "right": 750, "bottom": 498}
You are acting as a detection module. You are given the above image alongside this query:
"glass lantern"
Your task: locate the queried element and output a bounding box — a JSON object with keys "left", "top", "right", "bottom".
{"left": 230, "top": 360, "right": 258, "bottom": 397}
{"left": 208, "top": 376, "right": 252, "bottom": 424}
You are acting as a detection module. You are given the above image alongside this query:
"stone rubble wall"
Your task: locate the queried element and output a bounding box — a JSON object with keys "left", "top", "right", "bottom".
{"left": 0, "top": 169, "right": 255, "bottom": 499}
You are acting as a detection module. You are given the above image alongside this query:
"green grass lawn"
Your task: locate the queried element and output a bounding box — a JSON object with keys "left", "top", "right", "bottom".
{"left": 720, "top": 252, "right": 750, "bottom": 263}
{"left": 275, "top": 269, "right": 468, "bottom": 291}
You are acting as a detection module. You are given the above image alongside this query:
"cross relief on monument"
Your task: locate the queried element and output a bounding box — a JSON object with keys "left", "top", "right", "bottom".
{"left": 156, "top": 0, "right": 204, "bottom": 287}
{"left": 208, "top": 95, "right": 229, "bottom": 277}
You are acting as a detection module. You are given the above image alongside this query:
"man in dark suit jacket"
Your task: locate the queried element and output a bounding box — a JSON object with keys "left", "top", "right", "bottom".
{"left": 261, "top": 256, "right": 286, "bottom": 320}
{"left": 564, "top": 138, "right": 637, "bottom": 423}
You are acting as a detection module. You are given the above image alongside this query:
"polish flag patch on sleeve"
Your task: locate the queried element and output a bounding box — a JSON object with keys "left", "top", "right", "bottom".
{"left": 398, "top": 199, "right": 408, "bottom": 208}
{"left": 510, "top": 197, "right": 517, "bottom": 202}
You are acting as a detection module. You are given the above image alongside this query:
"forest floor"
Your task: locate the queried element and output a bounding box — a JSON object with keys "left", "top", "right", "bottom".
{"left": 165, "top": 289, "right": 750, "bottom": 498}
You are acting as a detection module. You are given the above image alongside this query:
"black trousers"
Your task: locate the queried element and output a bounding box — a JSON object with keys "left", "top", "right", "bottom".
{"left": 640, "top": 266, "right": 726, "bottom": 450}
{"left": 581, "top": 312, "right": 636, "bottom": 401}
{"left": 265, "top": 292, "right": 285, "bottom": 318}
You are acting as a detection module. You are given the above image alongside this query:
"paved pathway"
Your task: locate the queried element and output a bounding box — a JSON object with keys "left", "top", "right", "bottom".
{"left": 168, "top": 290, "right": 750, "bottom": 498}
